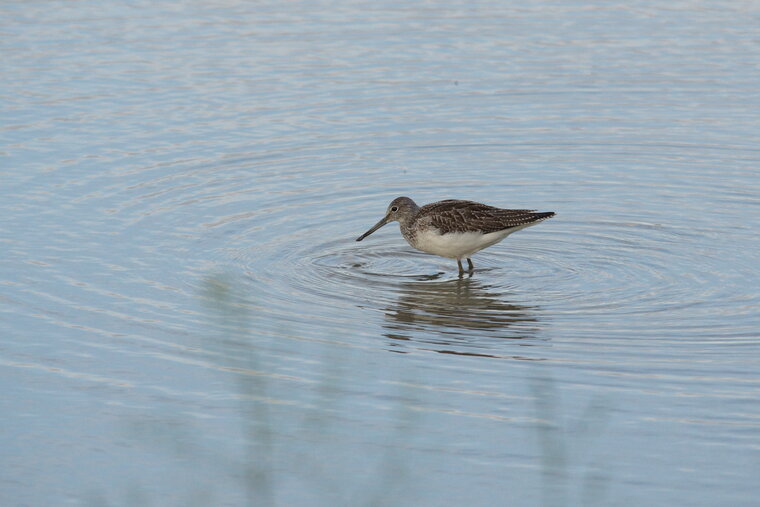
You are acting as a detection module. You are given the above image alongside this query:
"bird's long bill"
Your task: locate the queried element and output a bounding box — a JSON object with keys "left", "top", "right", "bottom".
{"left": 356, "top": 215, "right": 391, "bottom": 241}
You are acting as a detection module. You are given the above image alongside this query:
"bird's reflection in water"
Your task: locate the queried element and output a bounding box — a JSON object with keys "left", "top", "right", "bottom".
{"left": 383, "top": 275, "right": 545, "bottom": 359}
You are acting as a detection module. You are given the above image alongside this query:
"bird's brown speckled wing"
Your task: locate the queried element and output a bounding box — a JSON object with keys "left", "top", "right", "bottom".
{"left": 420, "top": 200, "right": 555, "bottom": 234}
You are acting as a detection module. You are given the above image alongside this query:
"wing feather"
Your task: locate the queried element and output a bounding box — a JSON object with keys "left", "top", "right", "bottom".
{"left": 420, "top": 200, "right": 554, "bottom": 234}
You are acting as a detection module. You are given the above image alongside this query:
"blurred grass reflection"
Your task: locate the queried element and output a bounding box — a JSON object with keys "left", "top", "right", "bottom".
{"left": 200, "top": 272, "right": 422, "bottom": 506}
{"left": 96, "top": 273, "right": 613, "bottom": 506}
{"left": 202, "top": 274, "right": 274, "bottom": 505}
{"left": 531, "top": 371, "right": 612, "bottom": 507}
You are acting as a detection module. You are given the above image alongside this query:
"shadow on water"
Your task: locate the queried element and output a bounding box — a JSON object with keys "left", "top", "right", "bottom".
{"left": 383, "top": 276, "right": 545, "bottom": 359}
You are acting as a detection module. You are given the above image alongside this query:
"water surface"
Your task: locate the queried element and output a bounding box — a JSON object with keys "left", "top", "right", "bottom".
{"left": 2, "top": 1, "right": 760, "bottom": 505}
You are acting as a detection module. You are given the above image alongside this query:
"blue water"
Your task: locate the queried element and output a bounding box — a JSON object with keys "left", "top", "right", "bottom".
{"left": 2, "top": 1, "right": 760, "bottom": 505}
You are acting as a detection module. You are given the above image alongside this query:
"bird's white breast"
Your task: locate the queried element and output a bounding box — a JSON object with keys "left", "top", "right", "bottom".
{"left": 411, "top": 228, "right": 514, "bottom": 259}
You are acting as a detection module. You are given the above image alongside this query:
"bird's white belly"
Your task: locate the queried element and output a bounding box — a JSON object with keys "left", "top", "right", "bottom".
{"left": 412, "top": 228, "right": 513, "bottom": 259}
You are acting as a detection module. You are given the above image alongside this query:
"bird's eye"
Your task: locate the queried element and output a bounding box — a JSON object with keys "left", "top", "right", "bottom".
{"left": 391, "top": 206, "right": 398, "bottom": 212}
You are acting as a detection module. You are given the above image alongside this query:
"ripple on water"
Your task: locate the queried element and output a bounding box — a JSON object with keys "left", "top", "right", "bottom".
{"left": 6, "top": 143, "right": 759, "bottom": 364}
{"left": 197, "top": 152, "right": 760, "bottom": 359}
{"left": 7, "top": 141, "right": 758, "bottom": 362}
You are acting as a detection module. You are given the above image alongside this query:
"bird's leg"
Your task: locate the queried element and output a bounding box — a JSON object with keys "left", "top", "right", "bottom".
{"left": 467, "top": 258, "right": 474, "bottom": 272}
{"left": 457, "top": 259, "right": 464, "bottom": 276}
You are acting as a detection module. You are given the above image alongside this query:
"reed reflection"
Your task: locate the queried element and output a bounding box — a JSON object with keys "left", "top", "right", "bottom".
{"left": 196, "top": 273, "right": 423, "bottom": 505}
{"left": 383, "top": 276, "right": 545, "bottom": 357}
